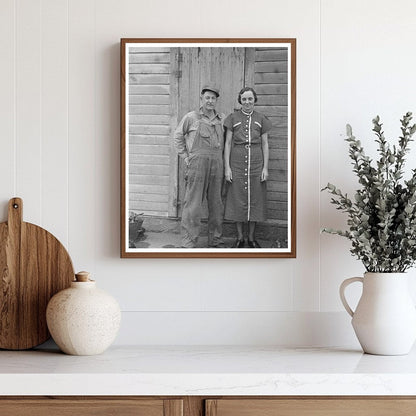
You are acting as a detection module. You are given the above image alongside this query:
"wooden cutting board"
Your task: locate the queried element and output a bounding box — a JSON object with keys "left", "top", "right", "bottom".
{"left": 0, "top": 197, "right": 75, "bottom": 350}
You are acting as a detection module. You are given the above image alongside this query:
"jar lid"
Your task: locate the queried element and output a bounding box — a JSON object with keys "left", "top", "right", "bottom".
{"left": 75, "top": 271, "right": 92, "bottom": 282}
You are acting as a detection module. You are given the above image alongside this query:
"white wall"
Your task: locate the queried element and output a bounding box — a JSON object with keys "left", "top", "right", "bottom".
{"left": 1, "top": 0, "right": 415, "bottom": 347}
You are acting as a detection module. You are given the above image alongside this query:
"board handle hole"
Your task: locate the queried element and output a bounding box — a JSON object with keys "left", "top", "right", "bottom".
{"left": 13, "top": 204, "right": 18, "bottom": 209}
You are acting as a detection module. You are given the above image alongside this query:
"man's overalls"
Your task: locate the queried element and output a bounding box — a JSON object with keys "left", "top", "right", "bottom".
{"left": 181, "top": 114, "right": 224, "bottom": 248}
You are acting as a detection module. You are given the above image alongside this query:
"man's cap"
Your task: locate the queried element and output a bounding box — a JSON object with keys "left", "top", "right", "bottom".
{"left": 201, "top": 85, "right": 220, "bottom": 97}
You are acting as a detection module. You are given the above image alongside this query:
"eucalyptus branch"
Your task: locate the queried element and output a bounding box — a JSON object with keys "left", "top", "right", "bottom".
{"left": 322, "top": 113, "right": 416, "bottom": 272}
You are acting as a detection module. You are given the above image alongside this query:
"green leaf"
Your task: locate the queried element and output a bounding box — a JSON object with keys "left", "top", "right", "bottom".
{"left": 323, "top": 112, "right": 416, "bottom": 272}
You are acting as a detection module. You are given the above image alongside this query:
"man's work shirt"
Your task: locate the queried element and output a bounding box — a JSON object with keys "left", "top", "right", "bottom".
{"left": 173, "top": 108, "right": 224, "bottom": 158}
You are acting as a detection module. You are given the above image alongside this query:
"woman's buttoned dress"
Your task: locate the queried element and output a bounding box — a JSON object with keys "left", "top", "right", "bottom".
{"left": 223, "top": 109, "right": 272, "bottom": 222}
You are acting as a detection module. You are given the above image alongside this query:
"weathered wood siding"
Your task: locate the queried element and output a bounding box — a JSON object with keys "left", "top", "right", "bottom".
{"left": 128, "top": 47, "right": 289, "bottom": 222}
{"left": 128, "top": 48, "right": 172, "bottom": 216}
{"left": 253, "top": 47, "right": 288, "bottom": 223}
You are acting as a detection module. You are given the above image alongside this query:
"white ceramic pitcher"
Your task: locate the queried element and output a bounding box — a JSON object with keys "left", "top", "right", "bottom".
{"left": 340, "top": 272, "right": 416, "bottom": 355}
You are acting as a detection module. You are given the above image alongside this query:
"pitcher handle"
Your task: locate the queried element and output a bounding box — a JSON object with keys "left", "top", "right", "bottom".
{"left": 339, "top": 277, "right": 363, "bottom": 317}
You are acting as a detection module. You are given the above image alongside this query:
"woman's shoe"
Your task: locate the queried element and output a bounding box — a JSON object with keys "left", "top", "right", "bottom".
{"left": 232, "top": 239, "right": 245, "bottom": 248}
{"left": 248, "top": 240, "right": 261, "bottom": 248}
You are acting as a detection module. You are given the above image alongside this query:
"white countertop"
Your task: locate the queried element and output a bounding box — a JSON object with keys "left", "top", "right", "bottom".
{"left": 1, "top": 344, "right": 416, "bottom": 396}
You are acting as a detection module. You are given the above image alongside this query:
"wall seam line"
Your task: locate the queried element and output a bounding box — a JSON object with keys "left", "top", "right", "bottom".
{"left": 39, "top": 0, "right": 43, "bottom": 225}
{"left": 13, "top": 0, "right": 17, "bottom": 195}
{"left": 66, "top": 0, "right": 69, "bottom": 248}
{"left": 318, "top": 0, "right": 322, "bottom": 312}
{"left": 94, "top": 0, "right": 97, "bottom": 275}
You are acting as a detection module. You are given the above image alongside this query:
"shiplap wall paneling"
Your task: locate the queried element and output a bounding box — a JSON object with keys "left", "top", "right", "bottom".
{"left": 16, "top": 0, "right": 42, "bottom": 224}
{"left": 290, "top": 0, "right": 321, "bottom": 311}
{"left": 41, "top": 0, "right": 69, "bottom": 245}
{"left": 68, "top": 0, "right": 96, "bottom": 270}
{"left": 0, "top": 0, "right": 15, "bottom": 211}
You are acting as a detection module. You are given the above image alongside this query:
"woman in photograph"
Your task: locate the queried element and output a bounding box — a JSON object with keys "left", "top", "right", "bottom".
{"left": 223, "top": 87, "right": 272, "bottom": 248}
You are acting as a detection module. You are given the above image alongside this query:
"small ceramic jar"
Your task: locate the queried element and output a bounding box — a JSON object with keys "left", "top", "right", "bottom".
{"left": 46, "top": 271, "right": 121, "bottom": 355}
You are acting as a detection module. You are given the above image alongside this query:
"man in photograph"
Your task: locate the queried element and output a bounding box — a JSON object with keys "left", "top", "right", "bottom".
{"left": 173, "top": 85, "right": 225, "bottom": 248}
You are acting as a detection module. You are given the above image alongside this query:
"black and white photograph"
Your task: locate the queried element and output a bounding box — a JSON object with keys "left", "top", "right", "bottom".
{"left": 121, "top": 39, "right": 296, "bottom": 258}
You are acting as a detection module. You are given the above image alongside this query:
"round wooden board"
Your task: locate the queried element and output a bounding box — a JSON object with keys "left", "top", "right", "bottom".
{"left": 0, "top": 198, "right": 75, "bottom": 350}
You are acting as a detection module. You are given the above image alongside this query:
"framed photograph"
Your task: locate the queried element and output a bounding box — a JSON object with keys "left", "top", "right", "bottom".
{"left": 121, "top": 38, "right": 296, "bottom": 258}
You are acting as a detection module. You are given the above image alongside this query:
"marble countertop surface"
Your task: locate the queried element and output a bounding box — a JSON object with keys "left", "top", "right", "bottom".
{"left": 1, "top": 344, "right": 416, "bottom": 395}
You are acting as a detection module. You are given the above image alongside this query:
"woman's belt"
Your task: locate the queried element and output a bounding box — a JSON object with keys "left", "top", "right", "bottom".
{"left": 234, "top": 143, "right": 261, "bottom": 149}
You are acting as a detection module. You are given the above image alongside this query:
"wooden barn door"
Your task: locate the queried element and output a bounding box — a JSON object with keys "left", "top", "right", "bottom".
{"left": 173, "top": 46, "right": 288, "bottom": 227}
{"left": 175, "top": 47, "right": 246, "bottom": 216}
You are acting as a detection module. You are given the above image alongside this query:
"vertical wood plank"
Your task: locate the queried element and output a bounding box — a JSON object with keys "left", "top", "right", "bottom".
{"left": 168, "top": 48, "right": 179, "bottom": 217}
{"left": 41, "top": 0, "right": 69, "bottom": 246}
{"left": 68, "top": 0, "right": 95, "bottom": 270}
{"left": 205, "top": 399, "right": 218, "bottom": 416}
{"left": 220, "top": 47, "right": 245, "bottom": 115}
{"left": 187, "top": 47, "right": 201, "bottom": 113}
{"left": 0, "top": 0, "right": 16, "bottom": 215}
{"left": 95, "top": 13, "right": 126, "bottom": 257}
{"left": 163, "top": 399, "right": 183, "bottom": 416}
{"left": 199, "top": 47, "right": 212, "bottom": 90}
{"left": 244, "top": 48, "right": 255, "bottom": 89}
{"left": 183, "top": 397, "right": 203, "bottom": 416}
{"left": 15, "top": 0, "right": 42, "bottom": 224}
{"left": 176, "top": 47, "right": 199, "bottom": 213}
{"left": 213, "top": 48, "right": 224, "bottom": 111}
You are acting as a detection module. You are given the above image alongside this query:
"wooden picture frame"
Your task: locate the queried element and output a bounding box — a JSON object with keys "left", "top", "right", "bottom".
{"left": 121, "top": 38, "right": 296, "bottom": 258}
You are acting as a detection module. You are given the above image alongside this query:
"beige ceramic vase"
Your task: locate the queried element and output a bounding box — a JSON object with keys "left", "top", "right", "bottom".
{"left": 46, "top": 271, "right": 121, "bottom": 355}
